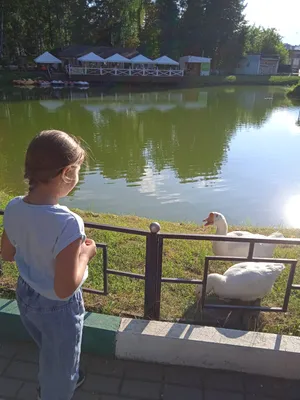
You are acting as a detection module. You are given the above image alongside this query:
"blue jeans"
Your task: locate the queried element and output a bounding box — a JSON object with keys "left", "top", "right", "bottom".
{"left": 16, "top": 276, "right": 85, "bottom": 400}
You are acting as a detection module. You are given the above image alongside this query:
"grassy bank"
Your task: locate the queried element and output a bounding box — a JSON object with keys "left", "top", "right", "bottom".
{"left": 1, "top": 191, "right": 300, "bottom": 336}
{"left": 287, "top": 82, "right": 300, "bottom": 99}
{"left": 181, "top": 75, "right": 300, "bottom": 88}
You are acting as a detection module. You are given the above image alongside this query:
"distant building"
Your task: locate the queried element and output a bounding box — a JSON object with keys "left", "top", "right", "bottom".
{"left": 179, "top": 56, "right": 211, "bottom": 76}
{"left": 288, "top": 46, "right": 300, "bottom": 73}
{"left": 54, "top": 45, "right": 138, "bottom": 66}
{"left": 235, "top": 54, "right": 280, "bottom": 75}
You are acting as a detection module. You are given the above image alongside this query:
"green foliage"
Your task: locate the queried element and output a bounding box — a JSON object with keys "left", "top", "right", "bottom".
{"left": 156, "top": 0, "right": 180, "bottom": 58}
{"left": 0, "top": 1, "right": 291, "bottom": 71}
{"left": 245, "top": 26, "right": 289, "bottom": 64}
{"left": 224, "top": 75, "right": 237, "bottom": 83}
{"left": 287, "top": 83, "right": 300, "bottom": 99}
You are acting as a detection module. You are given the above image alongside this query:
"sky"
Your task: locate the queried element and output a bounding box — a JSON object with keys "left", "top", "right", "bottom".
{"left": 245, "top": 0, "right": 299, "bottom": 45}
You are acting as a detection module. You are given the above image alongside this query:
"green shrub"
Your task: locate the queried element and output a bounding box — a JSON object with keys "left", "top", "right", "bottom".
{"left": 224, "top": 75, "right": 237, "bottom": 83}
{"left": 287, "top": 83, "right": 300, "bottom": 99}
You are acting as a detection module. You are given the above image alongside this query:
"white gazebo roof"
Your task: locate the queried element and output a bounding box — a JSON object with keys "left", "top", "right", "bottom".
{"left": 34, "top": 52, "right": 62, "bottom": 64}
{"left": 183, "top": 56, "right": 211, "bottom": 63}
{"left": 153, "top": 56, "right": 179, "bottom": 66}
{"left": 78, "top": 52, "right": 105, "bottom": 62}
{"left": 130, "top": 54, "right": 153, "bottom": 64}
{"left": 104, "top": 53, "right": 131, "bottom": 63}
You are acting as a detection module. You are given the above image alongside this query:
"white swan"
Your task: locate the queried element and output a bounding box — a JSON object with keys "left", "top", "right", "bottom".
{"left": 195, "top": 262, "right": 285, "bottom": 301}
{"left": 203, "top": 212, "right": 284, "bottom": 258}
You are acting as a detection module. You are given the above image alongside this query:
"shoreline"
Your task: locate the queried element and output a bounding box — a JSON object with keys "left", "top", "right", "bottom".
{"left": 1, "top": 191, "right": 300, "bottom": 337}
{"left": 1, "top": 71, "right": 299, "bottom": 89}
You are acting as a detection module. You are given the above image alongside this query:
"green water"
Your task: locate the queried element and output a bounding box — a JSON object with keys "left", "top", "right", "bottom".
{"left": 0, "top": 85, "right": 300, "bottom": 227}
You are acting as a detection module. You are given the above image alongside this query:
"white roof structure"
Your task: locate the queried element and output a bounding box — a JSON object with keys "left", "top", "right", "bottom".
{"left": 153, "top": 56, "right": 179, "bottom": 66}
{"left": 104, "top": 53, "right": 131, "bottom": 63}
{"left": 130, "top": 54, "right": 153, "bottom": 64}
{"left": 78, "top": 52, "right": 105, "bottom": 62}
{"left": 34, "top": 52, "right": 62, "bottom": 64}
{"left": 181, "top": 56, "right": 211, "bottom": 63}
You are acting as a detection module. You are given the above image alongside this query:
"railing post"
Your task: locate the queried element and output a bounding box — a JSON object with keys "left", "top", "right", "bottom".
{"left": 144, "top": 222, "right": 162, "bottom": 320}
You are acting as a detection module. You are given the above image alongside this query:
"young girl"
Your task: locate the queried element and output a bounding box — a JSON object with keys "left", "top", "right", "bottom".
{"left": 1, "top": 130, "right": 97, "bottom": 400}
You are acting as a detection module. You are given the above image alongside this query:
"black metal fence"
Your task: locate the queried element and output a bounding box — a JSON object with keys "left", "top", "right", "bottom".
{"left": 1, "top": 209, "right": 300, "bottom": 320}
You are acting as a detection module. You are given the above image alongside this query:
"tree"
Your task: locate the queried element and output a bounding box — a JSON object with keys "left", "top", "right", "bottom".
{"left": 180, "top": 0, "right": 205, "bottom": 55}
{"left": 139, "top": 0, "right": 160, "bottom": 58}
{"left": 201, "top": 0, "right": 246, "bottom": 67}
{"left": 245, "top": 26, "right": 289, "bottom": 64}
{"left": 156, "top": 0, "right": 179, "bottom": 58}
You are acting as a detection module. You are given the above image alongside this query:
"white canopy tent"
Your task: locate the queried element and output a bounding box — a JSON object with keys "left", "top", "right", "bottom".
{"left": 34, "top": 52, "right": 62, "bottom": 64}
{"left": 153, "top": 56, "right": 179, "bottom": 66}
{"left": 104, "top": 53, "right": 131, "bottom": 63}
{"left": 78, "top": 52, "right": 104, "bottom": 62}
{"left": 130, "top": 54, "right": 153, "bottom": 64}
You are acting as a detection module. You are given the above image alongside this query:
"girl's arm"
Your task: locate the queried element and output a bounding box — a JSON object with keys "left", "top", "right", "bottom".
{"left": 1, "top": 230, "right": 16, "bottom": 262}
{"left": 54, "top": 238, "right": 96, "bottom": 299}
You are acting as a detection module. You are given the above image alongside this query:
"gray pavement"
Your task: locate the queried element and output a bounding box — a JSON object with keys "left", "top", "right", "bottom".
{"left": 0, "top": 340, "right": 299, "bottom": 400}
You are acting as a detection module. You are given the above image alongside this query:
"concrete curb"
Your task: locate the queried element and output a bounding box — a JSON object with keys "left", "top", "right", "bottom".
{"left": 0, "top": 298, "right": 121, "bottom": 357}
{"left": 1, "top": 298, "right": 300, "bottom": 379}
{"left": 116, "top": 318, "right": 300, "bottom": 379}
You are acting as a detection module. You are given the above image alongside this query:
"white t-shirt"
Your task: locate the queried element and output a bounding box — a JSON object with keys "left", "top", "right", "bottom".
{"left": 4, "top": 196, "right": 87, "bottom": 300}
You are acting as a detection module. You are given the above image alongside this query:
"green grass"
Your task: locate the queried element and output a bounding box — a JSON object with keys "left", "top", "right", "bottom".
{"left": 1, "top": 191, "right": 300, "bottom": 336}
{"left": 287, "top": 82, "right": 300, "bottom": 99}
{"left": 183, "top": 75, "right": 300, "bottom": 88}
{"left": 268, "top": 75, "right": 300, "bottom": 85}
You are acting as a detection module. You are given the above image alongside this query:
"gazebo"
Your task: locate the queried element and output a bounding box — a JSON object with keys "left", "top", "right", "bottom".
{"left": 78, "top": 52, "right": 104, "bottom": 63}
{"left": 34, "top": 52, "right": 62, "bottom": 64}
{"left": 34, "top": 52, "right": 62, "bottom": 75}
{"left": 77, "top": 52, "right": 104, "bottom": 74}
{"left": 153, "top": 56, "right": 179, "bottom": 67}
{"left": 130, "top": 54, "right": 153, "bottom": 68}
{"left": 104, "top": 53, "right": 131, "bottom": 66}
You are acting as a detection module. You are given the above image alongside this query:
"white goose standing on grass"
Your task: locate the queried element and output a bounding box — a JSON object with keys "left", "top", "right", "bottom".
{"left": 203, "top": 212, "right": 284, "bottom": 258}
{"left": 195, "top": 262, "right": 285, "bottom": 302}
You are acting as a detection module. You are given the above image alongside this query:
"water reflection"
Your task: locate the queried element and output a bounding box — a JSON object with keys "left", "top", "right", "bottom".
{"left": 0, "top": 86, "right": 299, "bottom": 225}
{"left": 285, "top": 195, "right": 300, "bottom": 228}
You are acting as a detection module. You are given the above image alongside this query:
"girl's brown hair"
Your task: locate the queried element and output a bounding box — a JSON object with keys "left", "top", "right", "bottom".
{"left": 24, "top": 130, "right": 85, "bottom": 190}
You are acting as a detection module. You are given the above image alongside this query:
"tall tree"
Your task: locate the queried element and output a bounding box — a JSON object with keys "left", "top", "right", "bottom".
{"left": 201, "top": 0, "right": 246, "bottom": 67}
{"left": 139, "top": 0, "right": 160, "bottom": 58}
{"left": 180, "top": 0, "right": 205, "bottom": 55}
{"left": 156, "top": 0, "right": 179, "bottom": 57}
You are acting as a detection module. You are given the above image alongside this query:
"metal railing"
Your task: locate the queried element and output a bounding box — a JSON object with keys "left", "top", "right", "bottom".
{"left": 1, "top": 209, "right": 300, "bottom": 320}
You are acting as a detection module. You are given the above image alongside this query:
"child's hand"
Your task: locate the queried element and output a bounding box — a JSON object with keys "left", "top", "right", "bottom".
{"left": 81, "top": 238, "right": 97, "bottom": 261}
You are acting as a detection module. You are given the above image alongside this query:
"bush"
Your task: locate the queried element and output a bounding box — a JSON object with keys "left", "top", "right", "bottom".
{"left": 287, "top": 83, "right": 300, "bottom": 99}
{"left": 224, "top": 75, "right": 237, "bottom": 83}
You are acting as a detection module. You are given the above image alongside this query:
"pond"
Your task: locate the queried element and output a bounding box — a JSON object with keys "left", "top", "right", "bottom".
{"left": 0, "top": 85, "right": 299, "bottom": 227}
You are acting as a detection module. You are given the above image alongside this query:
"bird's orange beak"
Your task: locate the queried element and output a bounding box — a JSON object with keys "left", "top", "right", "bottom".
{"left": 203, "top": 213, "right": 214, "bottom": 227}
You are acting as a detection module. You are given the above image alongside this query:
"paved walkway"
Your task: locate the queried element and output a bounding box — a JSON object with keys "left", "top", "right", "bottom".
{"left": 0, "top": 340, "right": 300, "bottom": 400}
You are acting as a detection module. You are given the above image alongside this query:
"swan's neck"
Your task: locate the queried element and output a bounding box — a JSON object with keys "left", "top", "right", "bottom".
{"left": 206, "top": 274, "right": 226, "bottom": 294}
{"left": 215, "top": 217, "right": 228, "bottom": 236}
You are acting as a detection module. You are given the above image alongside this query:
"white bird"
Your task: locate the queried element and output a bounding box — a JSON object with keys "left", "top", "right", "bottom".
{"left": 195, "top": 262, "right": 285, "bottom": 301}
{"left": 203, "top": 212, "right": 284, "bottom": 258}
